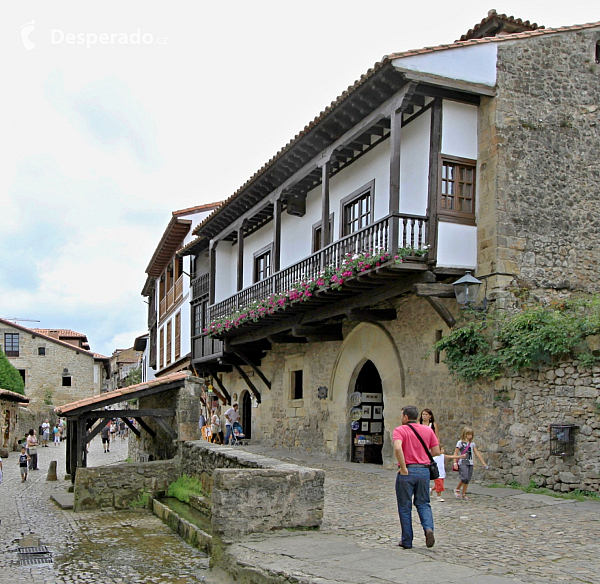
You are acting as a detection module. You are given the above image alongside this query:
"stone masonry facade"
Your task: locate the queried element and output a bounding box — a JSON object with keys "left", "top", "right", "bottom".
{"left": 0, "top": 322, "right": 101, "bottom": 406}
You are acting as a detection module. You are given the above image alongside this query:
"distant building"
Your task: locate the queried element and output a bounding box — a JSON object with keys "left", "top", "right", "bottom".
{"left": 0, "top": 318, "right": 108, "bottom": 406}
{"left": 106, "top": 347, "right": 142, "bottom": 392}
{"left": 142, "top": 202, "right": 221, "bottom": 381}
{"left": 0, "top": 388, "right": 29, "bottom": 453}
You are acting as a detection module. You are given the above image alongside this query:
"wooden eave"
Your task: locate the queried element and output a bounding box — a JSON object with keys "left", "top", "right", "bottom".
{"left": 145, "top": 218, "right": 192, "bottom": 278}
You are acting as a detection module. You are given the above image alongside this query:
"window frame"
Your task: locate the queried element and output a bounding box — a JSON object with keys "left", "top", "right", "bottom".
{"left": 253, "top": 243, "right": 274, "bottom": 283}
{"left": 291, "top": 369, "right": 304, "bottom": 400}
{"left": 311, "top": 214, "right": 334, "bottom": 253}
{"left": 4, "top": 333, "right": 19, "bottom": 357}
{"left": 339, "top": 180, "right": 375, "bottom": 238}
{"left": 438, "top": 155, "right": 477, "bottom": 226}
{"left": 38, "top": 347, "right": 46, "bottom": 356}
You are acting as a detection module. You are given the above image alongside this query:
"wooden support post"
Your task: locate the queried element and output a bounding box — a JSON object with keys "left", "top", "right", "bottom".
{"left": 154, "top": 417, "right": 178, "bottom": 440}
{"left": 426, "top": 98, "right": 442, "bottom": 262}
{"left": 85, "top": 419, "right": 106, "bottom": 444}
{"left": 236, "top": 225, "right": 244, "bottom": 292}
{"left": 211, "top": 373, "right": 231, "bottom": 405}
{"left": 232, "top": 363, "right": 262, "bottom": 404}
{"left": 273, "top": 197, "right": 282, "bottom": 273}
{"left": 388, "top": 107, "right": 402, "bottom": 255}
{"left": 122, "top": 417, "right": 141, "bottom": 438}
{"left": 423, "top": 296, "right": 456, "bottom": 328}
{"left": 321, "top": 160, "right": 331, "bottom": 248}
{"left": 65, "top": 420, "right": 71, "bottom": 476}
{"left": 209, "top": 240, "right": 218, "bottom": 305}
{"left": 76, "top": 417, "right": 86, "bottom": 472}
{"left": 134, "top": 417, "right": 157, "bottom": 438}
{"left": 231, "top": 348, "right": 272, "bottom": 389}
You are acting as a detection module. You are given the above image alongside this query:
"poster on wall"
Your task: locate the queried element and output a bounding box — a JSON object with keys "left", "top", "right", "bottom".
{"left": 361, "top": 393, "right": 382, "bottom": 403}
{"left": 361, "top": 422, "right": 369, "bottom": 431}
{"left": 362, "top": 405, "right": 371, "bottom": 418}
{"left": 370, "top": 422, "right": 383, "bottom": 433}
{"left": 373, "top": 406, "right": 383, "bottom": 420}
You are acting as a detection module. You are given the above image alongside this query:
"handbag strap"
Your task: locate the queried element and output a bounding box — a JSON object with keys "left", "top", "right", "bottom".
{"left": 406, "top": 423, "right": 435, "bottom": 463}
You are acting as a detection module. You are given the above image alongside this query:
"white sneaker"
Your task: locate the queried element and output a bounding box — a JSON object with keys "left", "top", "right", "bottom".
{"left": 437, "top": 497, "right": 445, "bottom": 502}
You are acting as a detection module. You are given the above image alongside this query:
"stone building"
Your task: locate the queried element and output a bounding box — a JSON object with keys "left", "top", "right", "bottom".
{"left": 0, "top": 318, "right": 109, "bottom": 406}
{"left": 106, "top": 347, "right": 142, "bottom": 392}
{"left": 0, "top": 388, "right": 30, "bottom": 456}
{"left": 165, "top": 12, "right": 597, "bottom": 491}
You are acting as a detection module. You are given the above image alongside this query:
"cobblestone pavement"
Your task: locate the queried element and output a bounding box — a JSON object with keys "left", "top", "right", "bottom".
{"left": 244, "top": 445, "right": 600, "bottom": 584}
{"left": 0, "top": 436, "right": 208, "bottom": 583}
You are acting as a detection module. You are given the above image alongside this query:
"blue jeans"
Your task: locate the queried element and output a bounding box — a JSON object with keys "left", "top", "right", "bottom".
{"left": 395, "top": 466, "right": 434, "bottom": 548}
{"left": 224, "top": 424, "right": 233, "bottom": 445}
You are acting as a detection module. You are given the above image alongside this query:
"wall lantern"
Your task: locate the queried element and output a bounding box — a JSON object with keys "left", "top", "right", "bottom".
{"left": 452, "top": 271, "right": 484, "bottom": 307}
{"left": 549, "top": 424, "right": 578, "bottom": 457}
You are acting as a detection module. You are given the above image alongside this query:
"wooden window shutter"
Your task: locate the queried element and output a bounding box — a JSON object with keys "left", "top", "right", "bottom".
{"left": 175, "top": 312, "right": 181, "bottom": 361}
{"left": 166, "top": 321, "right": 172, "bottom": 366}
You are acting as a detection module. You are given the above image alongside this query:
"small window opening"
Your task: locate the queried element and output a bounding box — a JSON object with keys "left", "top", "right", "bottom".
{"left": 62, "top": 376, "right": 72, "bottom": 387}
{"left": 38, "top": 347, "right": 46, "bottom": 356}
{"left": 18, "top": 369, "right": 26, "bottom": 386}
{"left": 596, "top": 41, "right": 600, "bottom": 64}
{"left": 434, "top": 330, "right": 443, "bottom": 364}
{"left": 549, "top": 424, "right": 577, "bottom": 457}
{"left": 291, "top": 370, "right": 303, "bottom": 400}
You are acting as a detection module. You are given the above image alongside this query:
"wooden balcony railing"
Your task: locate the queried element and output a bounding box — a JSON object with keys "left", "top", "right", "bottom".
{"left": 158, "top": 275, "right": 185, "bottom": 321}
{"left": 174, "top": 275, "right": 183, "bottom": 302}
{"left": 209, "top": 213, "right": 427, "bottom": 322}
{"left": 191, "top": 273, "right": 210, "bottom": 300}
{"left": 192, "top": 334, "right": 223, "bottom": 362}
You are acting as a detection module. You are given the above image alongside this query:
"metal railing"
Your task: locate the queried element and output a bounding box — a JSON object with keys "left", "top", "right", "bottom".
{"left": 208, "top": 213, "right": 427, "bottom": 322}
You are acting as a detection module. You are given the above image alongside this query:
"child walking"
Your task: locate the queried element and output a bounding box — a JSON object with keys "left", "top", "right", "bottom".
{"left": 453, "top": 426, "right": 488, "bottom": 500}
{"left": 19, "top": 446, "right": 30, "bottom": 482}
{"left": 432, "top": 445, "right": 464, "bottom": 502}
{"left": 53, "top": 424, "right": 61, "bottom": 445}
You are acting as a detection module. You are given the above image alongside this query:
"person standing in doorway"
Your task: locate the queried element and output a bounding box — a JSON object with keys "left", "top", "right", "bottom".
{"left": 224, "top": 403, "right": 239, "bottom": 445}
{"left": 393, "top": 405, "right": 440, "bottom": 549}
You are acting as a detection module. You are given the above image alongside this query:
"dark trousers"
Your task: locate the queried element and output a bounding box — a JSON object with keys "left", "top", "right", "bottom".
{"left": 395, "top": 466, "right": 434, "bottom": 548}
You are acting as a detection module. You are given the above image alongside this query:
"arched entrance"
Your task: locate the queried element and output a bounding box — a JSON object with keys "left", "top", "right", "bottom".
{"left": 351, "top": 360, "right": 384, "bottom": 464}
{"left": 241, "top": 391, "right": 252, "bottom": 439}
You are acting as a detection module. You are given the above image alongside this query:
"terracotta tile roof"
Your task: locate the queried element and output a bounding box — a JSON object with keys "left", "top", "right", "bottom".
{"left": 459, "top": 9, "right": 543, "bottom": 41}
{"left": 386, "top": 20, "right": 600, "bottom": 60}
{"left": 145, "top": 216, "right": 192, "bottom": 278}
{"left": 187, "top": 17, "right": 600, "bottom": 244}
{"left": 54, "top": 370, "right": 190, "bottom": 415}
{"left": 172, "top": 202, "right": 222, "bottom": 217}
{"left": 93, "top": 353, "right": 109, "bottom": 360}
{"left": 32, "top": 328, "right": 87, "bottom": 339}
{"left": 0, "top": 388, "right": 30, "bottom": 403}
{"left": 0, "top": 318, "right": 99, "bottom": 359}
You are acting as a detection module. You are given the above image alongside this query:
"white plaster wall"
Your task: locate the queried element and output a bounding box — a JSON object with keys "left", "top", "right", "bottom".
{"left": 399, "top": 109, "right": 430, "bottom": 216}
{"left": 329, "top": 139, "right": 390, "bottom": 239}
{"left": 442, "top": 101, "right": 478, "bottom": 160}
{"left": 392, "top": 43, "right": 498, "bottom": 87}
{"left": 242, "top": 227, "right": 276, "bottom": 289}
{"left": 180, "top": 304, "right": 191, "bottom": 359}
{"left": 215, "top": 243, "right": 235, "bottom": 303}
{"left": 436, "top": 222, "right": 477, "bottom": 268}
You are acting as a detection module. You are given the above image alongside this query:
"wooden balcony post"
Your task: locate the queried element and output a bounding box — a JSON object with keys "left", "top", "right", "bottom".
{"left": 273, "top": 196, "right": 282, "bottom": 273}
{"left": 321, "top": 159, "right": 331, "bottom": 248}
{"left": 209, "top": 240, "right": 218, "bottom": 305}
{"left": 426, "top": 98, "right": 442, "bottom": 262}
{"left": 236, "top": 224, "right": 245, "bottom": 292}
{"left": 388, "top": 108, "right": 402, "bottom": 255}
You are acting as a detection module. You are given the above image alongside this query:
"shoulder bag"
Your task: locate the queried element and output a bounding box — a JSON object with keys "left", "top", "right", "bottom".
{"left": 406, "top": 424, "right": 439, "bottom": 480}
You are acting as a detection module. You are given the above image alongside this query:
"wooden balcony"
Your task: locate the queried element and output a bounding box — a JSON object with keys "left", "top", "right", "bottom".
{"left": 158, "top": 275, "right": 185, "bottom": 321}
{"left": 210, "top": 213, "right": 427, "bottom": 322}
{"left": 191, "top": 273, "right": 210, "bottom": 301}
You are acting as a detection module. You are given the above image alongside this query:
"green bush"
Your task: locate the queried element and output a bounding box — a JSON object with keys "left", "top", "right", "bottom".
{"left": 129, "top": 491, "right": 151, "bottom": 509}
{"left": 167, "top": 475, "right": 204, "bottom": 503}
{"left": 0, "top": 346, "right": 25, "bottom": 395}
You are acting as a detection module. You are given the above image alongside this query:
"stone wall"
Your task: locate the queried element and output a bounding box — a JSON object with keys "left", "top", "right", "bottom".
{"left": 180, "top": 441, "right": 324, "bottom": 538}
{"left": 0, "top": 322, "right": 100, "bottom": 406}
{"left": 73, "top": 459, "right": 179, "bottom": 511}
{"left": 483, "top": 359, "right": 600, "bottom": 493}
{"left": 478, "top": 29, "right": 600, "bottom": 304}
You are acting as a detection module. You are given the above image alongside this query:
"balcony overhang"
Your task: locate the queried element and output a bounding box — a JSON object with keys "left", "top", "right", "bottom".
{"left": 145, "top": 217, "right": 192, "bottom": 278}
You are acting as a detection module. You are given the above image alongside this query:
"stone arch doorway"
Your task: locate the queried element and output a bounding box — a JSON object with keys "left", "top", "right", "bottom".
{"left": 330, "top": 322, "right": 405, "bottom": 466}
{"left": 351, "top": 360, "right": 384, "bottom": 464}
{"left": 241, "top": 390, "right": 252, "bottom": 439}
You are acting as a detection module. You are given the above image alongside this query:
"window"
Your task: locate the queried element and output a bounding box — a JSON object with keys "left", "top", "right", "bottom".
{"left": 174, "top": 312, "right": 181, "bottom": 361}
{"left": 4, "top": 333, "right": 19, "bottom": 357}
{"left": 341, "top": 181, "right": 374, "bottom": 237}
{"left": 596, "top": 41, "right": 600, "bottom": 64}
{"left": 166, "top": 321, "right": 172, "bottom": 365}
{"left": 291, "top": 370, "right": 303, "bottom": 400}
{"left": 193, "top": 303, "right": 202, "bottom": 336}
{"left": 62, "top": 376, "right": 72, "bottom": 387}
{"left": 18, "top": 369, "right": 26, "bottom": 386}
{"left": 439, "top": 156, "right": 476, "bottom": 224}
{"left": 38, "top": 347, "right": 46, "bottom": 356}
{"left": 253, "top": 245, "right": 273, "bottom": 283}
{"left": 312, "top": 215, "right": 334, "bottom": 253}
{"left": 159, "top": 327, "right": 164, "bottom": 369}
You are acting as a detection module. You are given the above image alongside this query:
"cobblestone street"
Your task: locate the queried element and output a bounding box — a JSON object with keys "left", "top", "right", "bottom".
{"left": 245, "top": 446, "right": 600, "bottom": 584}
{"left": 0, "top": 437, "right": 208, "bottom": 583}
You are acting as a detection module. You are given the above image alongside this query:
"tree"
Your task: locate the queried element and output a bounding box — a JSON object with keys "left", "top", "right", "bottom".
{"left": 0, "top": 346, "right": 25, "bottom": 395}
{"left": 123, "top": 365, "right": 142, "bottom": 388}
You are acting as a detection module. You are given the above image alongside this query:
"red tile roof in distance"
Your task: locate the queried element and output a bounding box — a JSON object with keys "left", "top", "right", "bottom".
{"left": 54, "top": 370, "right": 189, "bottom": 415}
{"left": 32, "top": 328, "right": 88, "bottom": 339}
{"left": 0, "top": 318, "right": 101, "bottom": 359}
{"left": 187, "top": 15, "right": 600, "bottom": 245}
{"left": 0, "top": 388, "right": 30, "bottom": 403}
{"left": 459, "top": 9, "right": 543, "bottom": 41}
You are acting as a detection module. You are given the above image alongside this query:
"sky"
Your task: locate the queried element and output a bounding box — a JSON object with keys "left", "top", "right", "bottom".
{"left": 0, "top": 1, "right": 598, "bottom": 357}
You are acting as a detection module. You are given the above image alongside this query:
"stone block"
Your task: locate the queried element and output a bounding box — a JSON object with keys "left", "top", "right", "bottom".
{"left": 558, "top": 471, "right": 578, "bottom": 484}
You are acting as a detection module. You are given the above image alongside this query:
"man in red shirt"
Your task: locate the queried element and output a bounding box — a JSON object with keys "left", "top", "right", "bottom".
{"left": 393, "top": 405, "right": 440, "bottom": 549}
